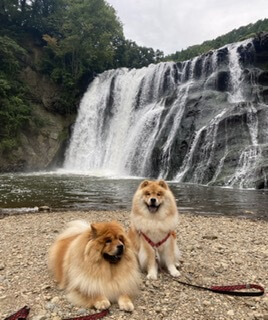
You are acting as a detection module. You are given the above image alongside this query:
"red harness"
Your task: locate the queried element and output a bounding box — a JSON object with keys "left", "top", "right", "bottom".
{"left": 140, "top": 231, "right": 171, "bottom": 248}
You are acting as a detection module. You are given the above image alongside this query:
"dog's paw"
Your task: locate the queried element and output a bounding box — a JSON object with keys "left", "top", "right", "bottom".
{"left": 94, "top": 298, "right": 111, "bottom": 310}
{"left": 147, "top": 271, "right": 158, "bottom": 280}
{"left": 168, "top": 265, "right": 181, "bottom": 277}
{"left": 118, "top": 295, "right": 134, "bottom": 312}
{"left": 119, "top": 300, "right": 134, "bottom": 312}
{"left": 170, "top": 269, "right": 181, "bottom": 277}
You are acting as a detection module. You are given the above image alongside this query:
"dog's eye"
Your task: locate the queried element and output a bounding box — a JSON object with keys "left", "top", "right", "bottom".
{"left": 145, "top": 192, "right": 150, "bottom": 196}
{"left": 105, "top": 238, "right": 112, "bottom": 243}
{"left": 119, "top": 236, "right": 125, "bottom": 243}
{"left": 157, "top": 192, "right": 162, "bottom": 196}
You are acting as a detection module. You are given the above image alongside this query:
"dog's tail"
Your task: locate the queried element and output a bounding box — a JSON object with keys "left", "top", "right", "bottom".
{"left": 57, "top": 220, "right": 90, "bottom": 240}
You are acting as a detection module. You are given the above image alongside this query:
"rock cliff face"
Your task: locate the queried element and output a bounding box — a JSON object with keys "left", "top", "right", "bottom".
{"left": 0, "top": 41, "right": 75, "bottom": 172}
{"left": 65, "top": 33, "right": 268, "bottom": 189}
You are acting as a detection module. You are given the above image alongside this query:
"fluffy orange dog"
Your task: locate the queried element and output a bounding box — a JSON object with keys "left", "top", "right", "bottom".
{"left": 129, "top": 180, "right": 180, "bottom": 280}
{"left": 48, "top": 220, "right": 140, "bottom": 311}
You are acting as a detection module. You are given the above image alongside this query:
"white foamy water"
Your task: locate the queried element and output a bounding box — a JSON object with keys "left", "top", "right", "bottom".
{"left": 63, "top": 38, "right": 266, "bottom": 189}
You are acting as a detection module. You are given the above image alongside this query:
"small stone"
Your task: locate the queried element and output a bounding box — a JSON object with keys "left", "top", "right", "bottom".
{"left": 45, "top": 302, "right": 56, "bottom": 311}
{"left": 38, "top": 206, "right": 51, "bottom": 212}
{"left": 0, "top": 264, "right": 5, "bottom": 271}
{"left": 77, "top": 308, "right": 87, "bottom": 315}
{"left": 253, "top": 314, "right": 264, "bottom": 320}
{"left": 32, "top": 316, "right": 47, "bottom": 320}
{"left": 41, "top": 284, "right": 51, "bottom": 290}
{"left": 138, "top": 306, "right": 146, "bottom": 311}
{"left": 51, "top": 296, "right": 60, "bottom": 304}
{"left": 202, "top": 234, "right": 218, "bottom": 240}
{"left": 155, "top": 306, "right": 162, "bottom": 313}
{"left": 227, "top": 310, "right": 235, "bottom": 316}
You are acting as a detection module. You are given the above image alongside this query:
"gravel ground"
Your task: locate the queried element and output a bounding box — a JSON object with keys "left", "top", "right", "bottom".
{"left": 0, "top": 210, "right": 267, "bottom": 320}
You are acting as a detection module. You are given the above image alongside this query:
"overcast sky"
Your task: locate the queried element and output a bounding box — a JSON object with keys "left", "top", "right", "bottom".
{"left": 106, "top": 0, "right": 268, "bottom": 55}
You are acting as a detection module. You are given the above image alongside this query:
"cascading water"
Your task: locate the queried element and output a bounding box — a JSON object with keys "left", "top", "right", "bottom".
{"left": 64, "top": 37, "right": 268, "bottom": 189}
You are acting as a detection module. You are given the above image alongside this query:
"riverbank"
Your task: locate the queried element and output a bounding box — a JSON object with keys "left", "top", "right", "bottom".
{"left": 0, "top": 210, "right": 267, "bottom": 320}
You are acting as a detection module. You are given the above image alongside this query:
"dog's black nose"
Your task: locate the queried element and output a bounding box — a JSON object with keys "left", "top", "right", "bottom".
{"left": 150, "top": 198, "right": 157, "bottom": 204}
{"left": 117, "top": 244, "right": 124, "bottom": 255}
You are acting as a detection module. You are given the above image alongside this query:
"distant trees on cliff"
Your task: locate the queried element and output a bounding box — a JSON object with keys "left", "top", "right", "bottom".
{"left": 165, "top": 18, "right": 268, "bottom": 62}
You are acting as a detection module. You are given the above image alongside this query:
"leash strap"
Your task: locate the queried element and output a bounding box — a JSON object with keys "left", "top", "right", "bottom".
{"left": 5, "top": 307, "right": 109, "bottom": 320}
{"left": 63, "top": 309, "right": 109, "bottom": 320}
{"left": 4, "top": 306, "right": 30, "bottom": 320}
{"left": 210, "top": 284, "right": 265, "bottom": 296}
{"left": 174, "top": 279, "right": 265, "bottom": 297}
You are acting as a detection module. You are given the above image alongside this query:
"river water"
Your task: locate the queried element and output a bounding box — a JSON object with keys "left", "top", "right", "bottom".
{"left": 0, "top": 171, "right": 267, "bottom": 220}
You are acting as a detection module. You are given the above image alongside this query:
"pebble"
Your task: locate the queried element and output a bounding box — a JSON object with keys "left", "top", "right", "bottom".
{"left": 32, "top": 316, "right": 47, "bottom": 320}
{"left": 45, "top": 302, "right": 56, "bottom": 311}
{"left": 202, "top": 234, "right": 218, "bottom": 240}
{"left": 51, "top": 296, "right": 60, "bottom": 304}
{"left": 227, "top": 310, "right": 235, "bottom": 316}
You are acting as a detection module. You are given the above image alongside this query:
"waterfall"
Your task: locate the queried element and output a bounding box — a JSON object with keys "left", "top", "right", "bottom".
{"left": 64, "top": 38, "right": 268, "bottom": 189}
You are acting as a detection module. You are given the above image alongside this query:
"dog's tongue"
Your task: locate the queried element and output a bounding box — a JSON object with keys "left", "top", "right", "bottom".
{"left": 149, "top": 206, "right": 158, "bottom": 213}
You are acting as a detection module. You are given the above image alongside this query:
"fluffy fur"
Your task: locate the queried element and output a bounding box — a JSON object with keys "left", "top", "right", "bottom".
{"left": 129, "top": 180, "right": 180, "bottom": 280}
{"left": 48, "top": 220, "right": 140, "bottom": 311}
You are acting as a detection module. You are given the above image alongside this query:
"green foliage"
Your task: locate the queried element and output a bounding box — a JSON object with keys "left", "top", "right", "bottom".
{"left": 114, "top": 39, "right": 164, "bottom": 69}
{"left": 0, "top": 36, "right": 26, "bottom": 74}
{"left": 1, "top": 0, "right": 163, "bottom": 107}
{"left": 0, "top": 36, "right": 32, "bottom": 148}
{"left": 0, "top": 137, "right": 18, "bottom": 153}
{"left": 165, "top": 18, "right": 268, "bottom": 62}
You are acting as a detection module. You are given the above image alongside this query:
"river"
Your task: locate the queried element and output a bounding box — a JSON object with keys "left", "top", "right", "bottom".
{"left": 0, "top": 171, "right": 267, "bottom": 220}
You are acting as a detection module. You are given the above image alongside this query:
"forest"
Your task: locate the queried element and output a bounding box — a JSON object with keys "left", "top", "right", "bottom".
{"left": 165, "top": 18, "right": 268, "bottom": 61}
{"left": 0, "top": 0, "right": 164, "bottom": 153}
{"left": 0, "top": 0, "right": 267, "bottom": 154}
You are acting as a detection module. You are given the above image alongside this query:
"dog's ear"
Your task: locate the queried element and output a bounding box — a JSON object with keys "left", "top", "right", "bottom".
{"left": 90, "top": 224, "right": 98, "bottom": 238}
{"left": 140, "top": 180, "right": 150, "bottom": 189}
{"left": 158, "top": 180, "right": 168, "bottom": 189}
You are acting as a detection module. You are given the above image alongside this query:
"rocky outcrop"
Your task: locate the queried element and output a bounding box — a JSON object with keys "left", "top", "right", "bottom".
{"left": 0, "top": 40, "right": 75, "bottom": 172}
{"left": 0, "top": 103, "right": 74, "bottom": 172}
{"left": 64, "top": 33, "right": 268, "bottom": 189}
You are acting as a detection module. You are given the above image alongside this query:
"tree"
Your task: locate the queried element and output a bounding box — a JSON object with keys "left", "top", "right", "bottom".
{"left": 0, "top": 36, "right": 31, "bottom": 150}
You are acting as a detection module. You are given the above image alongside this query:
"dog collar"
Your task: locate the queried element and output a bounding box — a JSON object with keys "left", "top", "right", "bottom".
{"left": 140, "top": 231, "right": 171, "bottom": 248}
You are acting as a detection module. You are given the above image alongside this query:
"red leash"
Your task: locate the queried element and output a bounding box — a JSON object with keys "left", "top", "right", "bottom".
{"left": 4, "top": 306, "right": 30, "bottom": 320}
{"left": 174, "top": 279, "right": 265, "bottom": 296}
{"left": 4, "top": 307, "right": 109, "bottom": 320}
{"left": 140, "top": 232, "right": 265, "bottom": 297}
{"left": 63, "top": 309, "right": 109, "bottom": 320}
